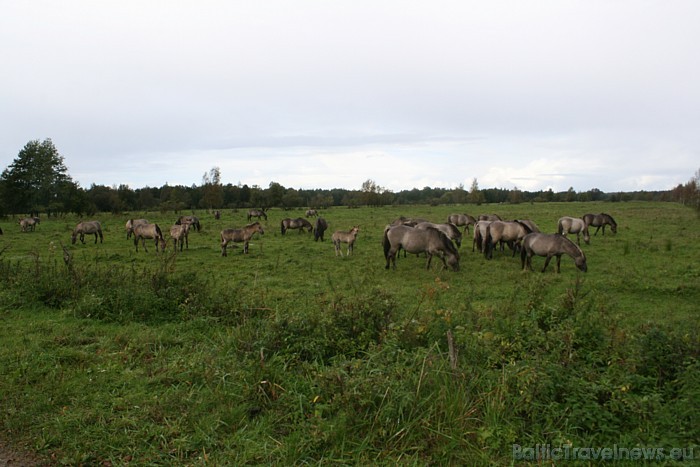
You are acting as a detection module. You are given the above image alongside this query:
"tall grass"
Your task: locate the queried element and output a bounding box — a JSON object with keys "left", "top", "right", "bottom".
{"left": 0, "top": 202, "right": 698, "bottom": 464}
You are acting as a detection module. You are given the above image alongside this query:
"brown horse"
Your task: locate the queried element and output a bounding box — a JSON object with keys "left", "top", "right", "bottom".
{"left": 176, "top": 215, "right": 201, "bottom": 232}
{"left": 125, "top": 218, "right": 149, "bottom": 240}
{"left": 221, "top": 222, "right": 264, "bottom": 256}
{"left": 332, "top": 226, "right": 360, "bottom": 256}
{"left": 447, "top": 213, "right": 477, "bottom": 234}
{"left": 521, "top": 232, "right": 587, "bottom": 273}
{"left": 314, "top": 217, "right": 328, "bottom": 242}
{"left": 169, "top": 223, "right": 190, "bottom": 252}
{"left": 247, "top": 209, "right": 268, "bottom": 221}
{"left": 484, "top": 220, "right": 532, "bottom": 259}
{"left": 583, "top": 213, "right": 617, "bottom": 236}
{"left": 281, "top": 217, "right": 313, "bottom": 235}
{"left": 19, "top": 217, "right": 40, "bottom": 232}
{"left": 133, "top": 223, "right": 165, "bottom": 252}
{"left": 415, "top": 222, "right": 462, "bottom": 248}
{"left": 72, "top": 221, "right": 103, "bottom": 245}
{"left": 383, "top": 225, "right": 460, "bottom": 271}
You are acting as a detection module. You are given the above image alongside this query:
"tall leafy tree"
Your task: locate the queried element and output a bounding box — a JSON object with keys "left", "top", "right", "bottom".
{"left": 0, "top": 139, "right": 78, "bottom": 215}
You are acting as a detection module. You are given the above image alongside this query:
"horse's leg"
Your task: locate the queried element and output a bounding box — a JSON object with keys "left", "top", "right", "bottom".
{"left": 555, "top": 255, "right": 562, "bottom": 273}
{"left": 425, "top": 253, "right": 433, "bottom": 270}
{"left": 221, "top": 239, "right": 227, "bottom": 257}
{"left": 244, "top": 240, "right": 249, "bottom": 254}
{"left": 542, "top": 255, "right": 553, "bottom": 273}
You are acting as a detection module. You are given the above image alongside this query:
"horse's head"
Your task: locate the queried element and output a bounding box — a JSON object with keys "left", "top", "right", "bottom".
{"left": 71, "top": 230, "right": 78, "bottom": 244}
{"left": 575, "top": 254, "right": 588, "bottom": 272}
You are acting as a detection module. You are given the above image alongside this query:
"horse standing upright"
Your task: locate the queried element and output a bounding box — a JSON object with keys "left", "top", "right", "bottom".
{"left": 383, "top": 225, "right": 460, "bottom": 271}
{"left": 332, "top": 226, "right": 360, "bottom": 256}
{"left": 72, "top": 221, "right": 103, "bottom": 245}
{"left": 281, "top": 217, "right": 313, "bottom": 235}
{"left": 220, "top": 222, "right": 264, "bottom": 256}
{"left": 521, "top": 232, "right": 587, "bottom": 273}
{"left": 583, "top": 213, "right": 617, "bottom": 236}
{"left": 447, "top": 214, "right": 477, "bottom": 235}
{"left": 133, "top": 223, "right": 165, "bottom": 252}
{"left": 305, "top": 209, "right": 318, "bottom": 217}
{"left": 557, "top": 216, "right": 590, "bottom": 245}
{"left": 314, "top": 218, "right": 328, "bottom": 241}
{"left": 169, "top": 223, "right": 190, "bottom": 252}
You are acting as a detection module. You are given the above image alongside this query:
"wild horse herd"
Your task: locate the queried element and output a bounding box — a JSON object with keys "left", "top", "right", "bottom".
{"left": 5, "top": 209, "right": 617, "bottom": 273}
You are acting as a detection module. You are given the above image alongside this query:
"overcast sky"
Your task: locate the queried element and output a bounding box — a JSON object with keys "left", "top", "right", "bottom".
{"left": 1, "top": 1, "right": 698, "bottom": 193}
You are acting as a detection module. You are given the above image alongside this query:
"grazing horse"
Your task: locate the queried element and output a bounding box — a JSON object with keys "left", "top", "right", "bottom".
{"left": 447, "top": 213, "right": 477, "bottom": 234}
{"left": 125, "top": 218, "right": 149, "bottom": 240}
{"left": 479, "top": 214, "right": 502, "bottom": 222}
{"left": 220, "top": 222, "right": 264, "bottom": 256}
{"left": 71, "top": 221, "right": 103, "bottom": 245}
{"left": 281, "top": 217, "right": 313, "bottom": 235}
{"left": 521, "top": 232, "right": 587, "bottom": 273}
{"left": 383, "top": 225, "right": 460, "bottom": 271}
{"left": 484, "top": 220, "right": 532, "bottom": 259}
{"left": 391, "top": 216, "right": 429, "bottom": 227}
{"left": 557, "top": 216, "right": 590, "bottom": 245}
{"left": 515, "top": 219, "right": 541, "bottom": 233}
{"left": 19, "top": 217, "right": 40, "bottom": 232}
{"left": 332, "top": 226, "right": 360, "bottom": 256}
{"left": 247, "top": 209, "right": 268, "bottom": 221}
{"left": 133, "top": 223, "right": 165, "bottom": 252}
{"left": 169, "top": 223, "right": 190, "bottom": 252}
{"left": 305, "top": 209, "right": 318, "bottom": 217}
{"left": 314, "top": 217, "right": 328, "bottom": 241}
{"left": 583, "top": 213, "right": 617, "bottom": 236}
{"left": 415, "top": 222, "right": 462, "bottom": 248}
{"left": 176, "top": 215, "right": 201, "bottom": 232}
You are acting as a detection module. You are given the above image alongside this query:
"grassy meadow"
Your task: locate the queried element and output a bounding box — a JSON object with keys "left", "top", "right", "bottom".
{"left": 0, "top": 201, "right": 698, "bottom": 464}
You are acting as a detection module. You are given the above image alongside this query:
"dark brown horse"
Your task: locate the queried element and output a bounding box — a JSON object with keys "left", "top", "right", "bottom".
{"left": 281, "top": 217, "right": 313, "bottom": 235}
{"left": 220, "top": 222, "right": 264, "bottom": 256}
{"left": 521, "top": 232, "right": 587, "bottom": 273}
{"left": 314, "top": 217, "right": 328, "bottom": 241}
{"left": 583, "top": 213, "right": 617, "bottom": 236}
{"left": 383, "top": 225, "right": 460, "bottom": 271}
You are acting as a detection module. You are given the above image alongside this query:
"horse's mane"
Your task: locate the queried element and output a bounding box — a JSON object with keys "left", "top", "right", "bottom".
{"left": 514, "top": 220, "right": 533, "bottom": 234}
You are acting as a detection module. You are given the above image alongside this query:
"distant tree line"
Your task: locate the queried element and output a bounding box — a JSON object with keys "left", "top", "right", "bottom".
{"left": 1, "top": 139, "right": 698, "bottom": 217}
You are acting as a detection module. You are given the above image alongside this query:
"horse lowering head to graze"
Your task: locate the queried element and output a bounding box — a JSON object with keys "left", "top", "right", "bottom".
{"left": 447, "top": 213, "right": 477, "bottom": 234}
{"left": 169, "top": 223, "right": 190, "bottom": 252}
{"left": 479, "top": 214, "right": 502, "bottom": 222}
{"left": 332, "top": 226, "right": 360, "bottom": 256}
{"left": 583, "top": 213, "right": 617, "bottom": 236}
{"left": 125, "top": 219, "right": 149, "bottom": 240}
{"left": 557, "top": 216, "right": 590, "bottom": 245}
{"left": 521, "top": 232, "right": 587, "bottom": 273}
{"left": 176, "top": 215, "right": 201, "bottom": 232}
{"left": 247, "top": 209, "right": 267, "bottom": 221}
{"left": 133, "top": 223, "right": 164, "bottom": 252}
{"left": 383, "top": 225, "right": 460, "bottom": 271}
{"left": 314, "top": 217, "right": 328, "bottom": 241}
{"left": 415, "top": 222, "right": 462, "bottom": 248}
{"left": 483, "top": 220, "right": 532, "bottom": 259}
{"left": 72, "top": 221, "right": 103, "bottom": 245}
{"left": 305, "top": 209, "right": 318, "bottom": 217}
{"left": 221, "top": 222, "right": 264, "bottom": 256}
{"left": 515, "top": 219, "right": 541, "bottom": 233}
{"left": 281, "top": 217, "right": 313, "bottom": 235}
{"left": 390, "top": 216, "right": 429, "bottom": 227}
{"left": 19, "top": 217, "right": 40, "bottom": 232}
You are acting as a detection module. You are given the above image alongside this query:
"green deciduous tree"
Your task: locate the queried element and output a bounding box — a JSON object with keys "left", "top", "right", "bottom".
{"left": 0, "top": 138, "right": 80, "bottom": 215}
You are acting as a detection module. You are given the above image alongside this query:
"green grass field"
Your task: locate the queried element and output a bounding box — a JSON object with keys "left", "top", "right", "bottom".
{"left": 1, "top": 202, "right": 698, "bottom": 464}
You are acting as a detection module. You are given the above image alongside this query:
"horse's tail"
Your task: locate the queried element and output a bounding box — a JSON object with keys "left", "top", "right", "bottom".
{"left": 382, "top": 226, "right": 392, "bottom": 260}
{"left": 484, "top": 225, "right": 493, "bottom": 259}
{"left": 280, "top": 220, "right": 286, "bottom": 235}
{"left": 155, "top": 224, "right": 163, "bottom": 240}
{"left": 557, "top": 219, "right": 564, "bottom": 234}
